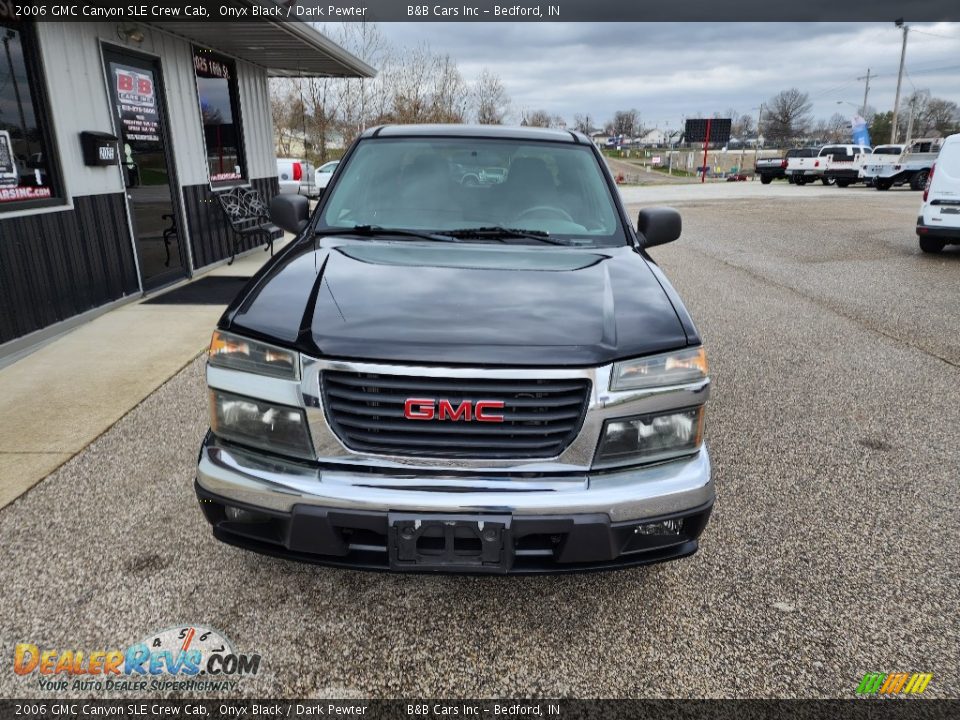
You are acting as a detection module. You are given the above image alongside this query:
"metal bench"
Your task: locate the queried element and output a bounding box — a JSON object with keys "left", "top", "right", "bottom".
{"left": 214, "top": 187, "right": 281, "bottom": 265}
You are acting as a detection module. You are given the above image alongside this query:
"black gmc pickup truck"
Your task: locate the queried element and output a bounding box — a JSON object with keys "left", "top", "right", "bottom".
{"left": 197, "top": 125, "right": 713, "bottom": 573}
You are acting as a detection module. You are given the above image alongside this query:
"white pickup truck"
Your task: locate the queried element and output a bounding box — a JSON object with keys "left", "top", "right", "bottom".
{"left": 785, "top": 147, "right": 831, "bottom": 185}
{"left": 821, "top": 145, "right": 873, "bottom": 188}
{"left": 859, "top": 145, "right": 905, "bottom": 186}
{"left": 869, "top": 138, "right": 943, "bottom": 191}
{"left": 788, "top": 145, "right": 874, "bottom": 187}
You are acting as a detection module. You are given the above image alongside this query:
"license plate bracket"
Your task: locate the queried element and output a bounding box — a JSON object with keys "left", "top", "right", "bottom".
{"left": 388, "top": 513, "right": 512, "bottom": 573}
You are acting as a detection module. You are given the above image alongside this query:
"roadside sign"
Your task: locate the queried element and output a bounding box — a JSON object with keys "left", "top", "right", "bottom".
{"left": 685, "top": 118, "right": 732, "bottom": 144}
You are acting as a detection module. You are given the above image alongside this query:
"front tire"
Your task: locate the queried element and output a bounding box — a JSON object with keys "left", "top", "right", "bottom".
{"left": 875, "top": 178, "right": 892, "bottom": 191}
{"left": 760, "top": 175, "right": 773, "bottom": 185}
{"left": 910, "top": 170, "right": 929, "bottom": 191}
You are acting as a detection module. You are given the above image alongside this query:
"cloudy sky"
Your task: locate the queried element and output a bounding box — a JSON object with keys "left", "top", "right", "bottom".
{"left": 362, "top": 22, "right": 960, "bottom": 130}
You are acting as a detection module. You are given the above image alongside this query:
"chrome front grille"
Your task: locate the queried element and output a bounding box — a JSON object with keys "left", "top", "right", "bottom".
{"left": 321, "top": 371, "right": 591, "bottom": 459}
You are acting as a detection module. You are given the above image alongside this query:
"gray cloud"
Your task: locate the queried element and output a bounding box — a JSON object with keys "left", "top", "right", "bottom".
{"left": 359, "top": 22, "right": 960, "bottom": 128}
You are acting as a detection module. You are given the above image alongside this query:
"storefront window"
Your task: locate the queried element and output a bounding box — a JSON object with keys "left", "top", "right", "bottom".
{"left": 0, "top": 21, "right": 60, "bottom": 207}
{"left": 193, "top": 48, "right": 245, "bottom": 184}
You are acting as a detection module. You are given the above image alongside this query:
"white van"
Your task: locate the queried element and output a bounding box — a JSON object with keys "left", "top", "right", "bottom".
{"left": 916, "top": 133, "right": 960, "bottom": 254}
{"left": 277, "top": 157, "right": 318, "bottom": 199}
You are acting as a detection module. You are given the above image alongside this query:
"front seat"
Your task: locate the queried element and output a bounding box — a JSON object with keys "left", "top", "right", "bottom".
{"left": 499, "top": 157, "right": 557, "bottom": 221}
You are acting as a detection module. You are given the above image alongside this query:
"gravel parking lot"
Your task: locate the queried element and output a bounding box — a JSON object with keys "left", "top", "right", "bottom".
{"left": 1, "top": 184, "right": 957, "bottom": 699}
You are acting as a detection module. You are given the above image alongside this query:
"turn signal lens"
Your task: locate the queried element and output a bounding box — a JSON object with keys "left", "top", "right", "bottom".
{"left": 208, "top": 330, "right": 298, "bottom": 379}
{"left": 611, "top": 347, "right": 708, "bottom": 391}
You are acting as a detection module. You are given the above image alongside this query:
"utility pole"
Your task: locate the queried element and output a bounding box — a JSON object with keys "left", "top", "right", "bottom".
{"left": 891, "top": 20, "right": 909, "bottom": 143}
{"left": 857, "top": 68, "right": 872, "bottom": 117}
{"left": 753, "top": 103, "right": 763, "bottom": 179}
{"left": 905, "top": 96, "right": 917, "bottom": 146}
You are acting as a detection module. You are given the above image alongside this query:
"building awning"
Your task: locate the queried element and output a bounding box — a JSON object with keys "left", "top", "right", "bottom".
{"left": 148, "top": 2, "right": 376, "bottom": 78}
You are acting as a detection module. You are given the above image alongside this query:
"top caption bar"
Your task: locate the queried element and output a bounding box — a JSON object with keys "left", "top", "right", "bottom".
{"left": 1, "top": 0, "right": 959, "bottom": 21}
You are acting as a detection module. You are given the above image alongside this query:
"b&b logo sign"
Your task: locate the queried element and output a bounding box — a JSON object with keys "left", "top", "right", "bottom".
{"left": 115, "top": 69, "right": 155, "bottom": 108}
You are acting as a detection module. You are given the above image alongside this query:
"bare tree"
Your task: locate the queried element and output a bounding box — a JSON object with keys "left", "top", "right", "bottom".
{"left": 730, "top": 111, "right": 754, "bottom": 139}
{"left": 762, "top": 89, "right": 813, "bottom": 146}
{"left": 430, "top": 54, "right": 470, "bottom": 123}
{"left": 611, "top": 109, "right": 641, "bottom": 138}
{"left": 473, "top": 69, "right": 510, "bottom": 124}
{"left": 908, "top": 93, "right": 960, "bottom": 137}
{"left": 271, "top": 22, "right": 525, "bottom": 152}
{"left": 305, "top": 76, "right": 337, "bottom": 162}
{"left": 524, "top": 109, "right": 553, "bottom": 127}
{"left": 922, "top": 97, "right": 960, "bottom": 136}
{"left": 825, "top": 113, "right": 851, "bottom": 143}
{"left": 375, "top": 45, "right": 469, "bottom": 125}
{"left": 330, "top": 22, "right": 391, "bottom": 144}
{"left": 573, "top": 113, "right": 593, "bottom": 134}
{"left": 269, "top": 80, "right": 307, "bottom": 156}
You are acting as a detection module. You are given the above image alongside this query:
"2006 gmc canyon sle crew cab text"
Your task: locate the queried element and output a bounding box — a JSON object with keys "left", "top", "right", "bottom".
{"left": 196, "top": 125, "right": 713, "bottom": 573}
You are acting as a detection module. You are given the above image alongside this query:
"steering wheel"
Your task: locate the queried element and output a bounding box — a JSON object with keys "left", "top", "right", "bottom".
{"left": 514, "top": 205, "right": 574, "bottom": 222}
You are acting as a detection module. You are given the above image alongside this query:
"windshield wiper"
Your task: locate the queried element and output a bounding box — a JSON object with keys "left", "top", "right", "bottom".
{"left": 315, "top": 225, "right": 461, "bottom": 242}
{"left": 443, "top": 226, "right": 568, "bottom": 245}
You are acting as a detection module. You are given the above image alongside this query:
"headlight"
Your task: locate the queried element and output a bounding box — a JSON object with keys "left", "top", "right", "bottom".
{"left": 594, "top": 407, "right": 704, "bottom": 467}
{"left": 208, "top": 330, "right": 299, "bottom": 380}
{"left": 210, "top": 390, "right": 314, "bottom": 460}
{"left": 611, "top": 347, "right": 707, "bottom": 392}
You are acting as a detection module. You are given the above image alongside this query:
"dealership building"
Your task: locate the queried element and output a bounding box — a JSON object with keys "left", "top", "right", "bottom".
{"left": 0, "top": 12, "right": 373, "bottom": 357}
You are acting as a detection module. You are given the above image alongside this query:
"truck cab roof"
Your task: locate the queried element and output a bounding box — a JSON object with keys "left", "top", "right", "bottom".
{"left": 361, "top": 124, "right": 589, "bottom": 144}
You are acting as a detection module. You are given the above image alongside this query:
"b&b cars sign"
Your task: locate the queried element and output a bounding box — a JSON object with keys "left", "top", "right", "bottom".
{"left": 111, "top": 64, "right": 160, "bottom": 143}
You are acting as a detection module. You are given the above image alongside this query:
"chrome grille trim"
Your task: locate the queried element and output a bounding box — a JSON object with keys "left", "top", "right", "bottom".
{"left": 294, "top": 356, "right": 709, "bottom": 473}
{"left": 321, "top": 371, "right": 591, "bottom": 459}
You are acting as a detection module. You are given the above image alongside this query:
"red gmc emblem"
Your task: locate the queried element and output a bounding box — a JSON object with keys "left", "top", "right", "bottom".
{"left": 403, "top": 398, "right": 505, "bottom": 423}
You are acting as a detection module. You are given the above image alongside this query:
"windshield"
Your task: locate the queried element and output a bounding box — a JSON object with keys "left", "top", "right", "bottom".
{"left": 319, "top": 137, "right": 626, "bottom": 247}
{"left": 873, "top": 146, "right": 902, "bottom": 155}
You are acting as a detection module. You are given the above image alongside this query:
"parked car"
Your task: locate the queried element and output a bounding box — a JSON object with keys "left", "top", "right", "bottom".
{"left": 916, "top": 133, "right": 960, "bottom": 254}
{"left": 872, "top": 138, "right": 943, "bottom": 191}
{"left": 198, "top": 124, "right": 714, "bottom": 574}
{"left": 860, "top": 144, "right": 905, "bottom": 186}
{"left": 277, "top": 157, "right": 318, "bottom": 198}
{"left": 314, "top": 160, "right": 339, "bottom": 191}
{"left": 822, "top": 145, "right": 873, "bottom": 187}
{"left": 755, "top": 148, "right": 814, "bottom": 184}
{"left": 455, "top": 164, "right": 507, "bottom": 186}
{"left": 785, "top": 147, "right": 834, "bottom": 185}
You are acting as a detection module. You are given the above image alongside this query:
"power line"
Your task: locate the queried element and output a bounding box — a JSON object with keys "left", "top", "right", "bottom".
{"left": 910, "top": 28, "right": 960, "bottom": 40}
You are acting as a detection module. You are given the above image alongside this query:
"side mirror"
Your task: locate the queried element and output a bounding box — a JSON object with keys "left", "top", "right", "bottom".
{"left": 637, "top": 207, "right": 682, "bottom": 248}
{"left": 270, "top": 194, "right": 310, "bottom": 235}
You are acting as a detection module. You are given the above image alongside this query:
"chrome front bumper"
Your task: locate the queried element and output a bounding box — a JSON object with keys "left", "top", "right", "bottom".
{"left": 196, "top": 434, "right": 713, "bottom": 523}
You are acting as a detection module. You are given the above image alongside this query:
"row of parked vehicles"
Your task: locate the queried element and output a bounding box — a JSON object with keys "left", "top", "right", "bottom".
{"left": 755, "top": 138, "right": 943, "bottom": 191}
{"left": 758, "top": 134, "right": 960, "bottom": 255}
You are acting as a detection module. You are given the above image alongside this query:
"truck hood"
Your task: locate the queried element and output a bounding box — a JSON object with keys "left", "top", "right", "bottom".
{"left": 226, "top": 238, "right": 690, "bottom": 366}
